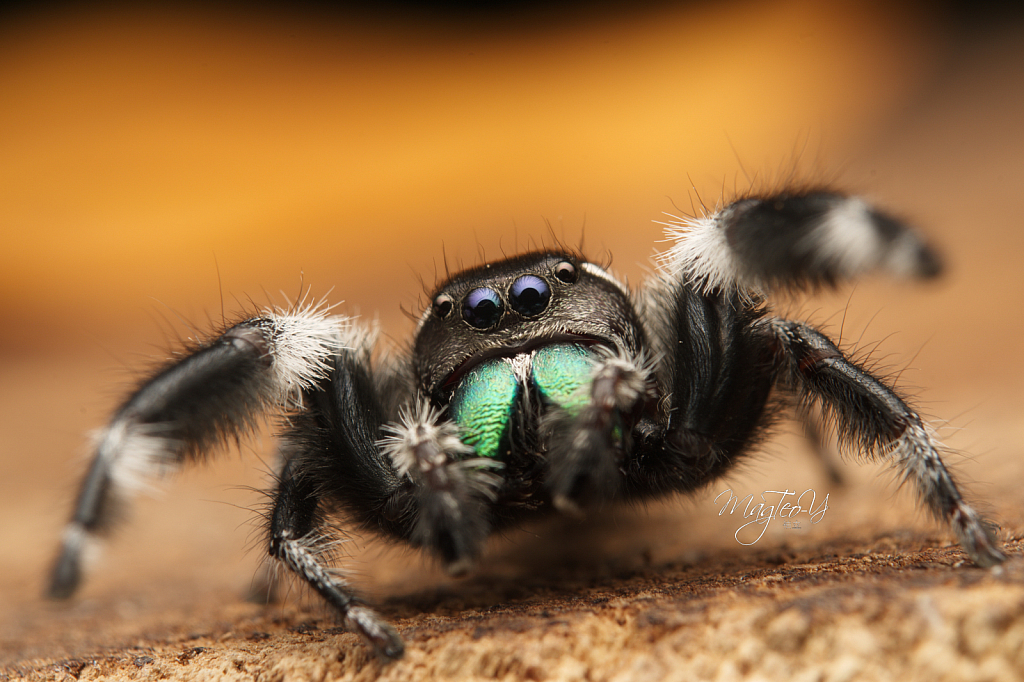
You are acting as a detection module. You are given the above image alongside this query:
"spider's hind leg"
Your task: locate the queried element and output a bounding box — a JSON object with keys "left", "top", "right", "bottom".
{"left": 766, "top": 318, "right": 1005, "bottom": 567}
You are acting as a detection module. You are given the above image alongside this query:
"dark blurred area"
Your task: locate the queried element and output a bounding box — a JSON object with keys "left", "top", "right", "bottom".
{"left": 1, "top": 0, "right": 1021, "bottom": 25}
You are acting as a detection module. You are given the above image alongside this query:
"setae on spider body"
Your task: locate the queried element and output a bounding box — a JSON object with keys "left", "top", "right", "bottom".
{"left": 49, "top": 190, "right": 1005, "bottom": 659}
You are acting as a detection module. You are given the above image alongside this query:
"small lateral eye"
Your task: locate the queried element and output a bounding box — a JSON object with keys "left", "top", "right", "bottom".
{"left": 554, "top": 261, "right": 578, "bottom": 283}
{"left": 509, "top": 275, "right": 551, "bottom": 317}
{"left": 462, "top": 287, "right": 504, "bottom": 329}
{"left": 432, "top": 294, "right": 453, "bottom": 319}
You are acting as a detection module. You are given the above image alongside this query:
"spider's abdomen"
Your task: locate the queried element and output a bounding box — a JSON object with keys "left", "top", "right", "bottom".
{"left": 449, "top": 343, "right": 596, "bottom": 459}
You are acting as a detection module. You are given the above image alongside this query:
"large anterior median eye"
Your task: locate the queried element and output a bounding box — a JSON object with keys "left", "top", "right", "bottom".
{"left": 509, "top": 275, "right": 551, "bottom": 317}
{"left": 462, "top": 287, "right": 504, "bottom": 328}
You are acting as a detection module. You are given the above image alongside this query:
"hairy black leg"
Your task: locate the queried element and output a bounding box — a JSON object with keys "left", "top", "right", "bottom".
{"left": 269, "top": 345, "right": 413, "bottom": 658}
{"left": 544, "top": 349, "right": 653, "bottom": 513}
{"left": 48, "top": 309, "right": 345, "bottom": 599}
{"left": 658, "top": 190, "right": 942, "bottom": 297}
{"left": 379, "top": 401, "right": 501, "bottom": 574}
{"left": 630, "top": 283, "right": 776, "bottom": 497}
{"left": 268, "top": 456, "right": 404, "bottom": 660}
{"left": 767, "top": 318, "right": 1005, "bottom": 567}
{"left": 283, "top": 344, "right": 409, "bottom": 538}
{"left": 247, "top": 446, "right": 290, "bottom": 605}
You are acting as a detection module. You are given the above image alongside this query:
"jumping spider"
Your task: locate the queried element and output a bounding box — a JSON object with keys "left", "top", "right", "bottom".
{"left": 48, "top": 189, "right": 1005, "bottom": 659}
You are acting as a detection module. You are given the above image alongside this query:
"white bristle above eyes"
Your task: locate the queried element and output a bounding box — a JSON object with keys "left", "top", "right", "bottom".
{"left": 580, "top": 262, "right": 629, "bottom": 293}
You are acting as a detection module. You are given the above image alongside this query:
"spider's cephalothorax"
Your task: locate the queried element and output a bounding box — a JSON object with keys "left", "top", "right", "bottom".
{"left": 411, "top": 253, "right": 658, "bottom": 515}
{"left": 48, "top": 190, "right": 1005, "bottom": 660}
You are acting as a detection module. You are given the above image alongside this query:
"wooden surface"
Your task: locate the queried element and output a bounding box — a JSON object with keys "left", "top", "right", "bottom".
{"left": 2, "top": 3, "right": 1023, "bottom": 680}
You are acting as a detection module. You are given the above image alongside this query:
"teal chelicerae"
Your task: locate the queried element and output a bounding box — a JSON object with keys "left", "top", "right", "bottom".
{"left": 449, "top": 343, "right": 596, "bottom": 459}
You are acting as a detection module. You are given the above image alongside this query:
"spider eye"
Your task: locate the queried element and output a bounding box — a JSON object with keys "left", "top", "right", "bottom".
{"left": 509, "top": 275, "right": 551, "bottom": 317}
{"left": 462, "top": 287, "right": 504, "bottom": 329}
{"left": 432, "top": 294, "right": 453, "bottom": 319}
{"left": 553, "top": 261, "right": 578, "bottom": 283}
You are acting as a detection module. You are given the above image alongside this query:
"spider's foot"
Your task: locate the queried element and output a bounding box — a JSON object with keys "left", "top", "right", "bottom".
{"left": 552, "top": 494, "right": 586, "bottom": 519}
{"left": 444, "top": 556, "right": 476, "bottom": 577}
{"left": 46, "top": 523, "right": 87, "bottom": 600}
{"left": 952, "top": 501, "right": 1006, "bottom": 568}
{"left": 47, "top": 553, "right": 81, "bottom": 600}
{"left": 346, "top": 605, "right": 405, "bottom": 660}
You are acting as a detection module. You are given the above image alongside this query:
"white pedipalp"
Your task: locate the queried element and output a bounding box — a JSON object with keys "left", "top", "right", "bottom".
{"left": 378, "top": 400, "right": 472, "bottom": 478}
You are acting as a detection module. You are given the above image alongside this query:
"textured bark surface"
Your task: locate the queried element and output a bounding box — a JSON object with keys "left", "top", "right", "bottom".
{"left": 6, "top": 526, "right": 1024, "bottom": 681}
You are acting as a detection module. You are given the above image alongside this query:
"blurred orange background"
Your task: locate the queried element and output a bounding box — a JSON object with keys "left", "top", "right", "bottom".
{"left": 2, "top": 0, "right": 1023, "bottom": 662}
{"left": 1, "top": 0, "right": 941, "bottom": 341}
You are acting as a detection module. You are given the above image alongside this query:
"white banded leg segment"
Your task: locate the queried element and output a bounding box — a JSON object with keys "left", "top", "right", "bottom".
{"left": 890, "top": 422, "right": 1005, "bottom": 568}
{"left": 48, "top": 308, "right": 353, "bottom": 600}
{"left": 657, "top": 191, "right": 942, "bottom": 297}
{"left": 379, "top": 402, "right": 502, "bottom": 573}
{"left": 275, "top": 530, "right": 403, "bottom": 659}
{"left": 768, "top": 318, "right": 1004, "bottom": 568}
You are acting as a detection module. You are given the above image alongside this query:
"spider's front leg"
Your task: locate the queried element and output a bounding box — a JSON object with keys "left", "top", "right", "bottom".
{"left": 48, "top": 308, "right": 344, "bottom": 599}
{"left": 274, "top": 346, "right": 504, "bottom": 656}
{"left": 261, "top": 340, "right": 419, "bottom": 658}
{"left": 766, "top": 319, "right": 1005, "bottom": 567}
{"left": 635, "top": 189, "right": 943, "bottom": 495}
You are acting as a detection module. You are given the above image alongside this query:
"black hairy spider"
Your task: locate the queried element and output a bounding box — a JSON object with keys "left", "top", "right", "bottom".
{"left": 48, "top": 189, "right": 1005, "bottom": 659}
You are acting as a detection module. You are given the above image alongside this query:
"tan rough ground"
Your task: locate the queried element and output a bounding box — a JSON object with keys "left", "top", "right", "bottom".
{"left": 2, "top": 3, "right": 1023, "bottom": 681}
{"left": 7, "top": 532, "right": 1024, "bottom": 682}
